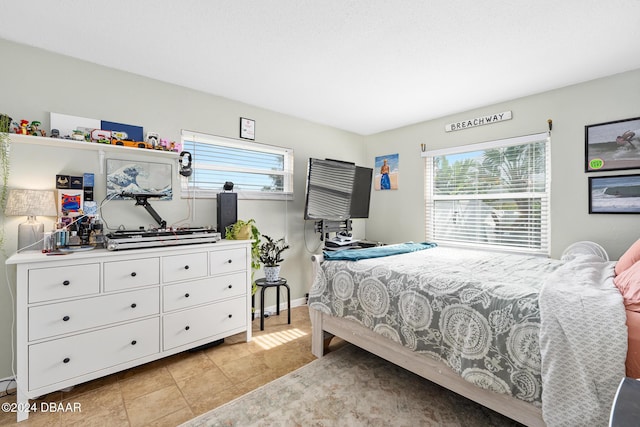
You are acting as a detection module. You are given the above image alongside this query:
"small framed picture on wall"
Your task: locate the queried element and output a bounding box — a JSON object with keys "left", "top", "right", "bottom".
{"left": 240, "top": 117, "right": 255, "bottom": 140}
{"left": 374, "top": 153, "right": 399, "bottom": 190}
{"left": 585, "top": 116, "right": 640, "bottom": 172}
{"left": 589, "top": 174, "right": 640, "bottom": 213}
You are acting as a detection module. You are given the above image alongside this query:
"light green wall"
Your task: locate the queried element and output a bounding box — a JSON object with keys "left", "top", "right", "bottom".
{"left": 365, "top": 68, "right": 640, "bottom": 259}
{"left": 1, "top": 37, "right": 639, "bottom": 380}
{"left": 0, "top": 38, "right": 366, "bottom": 379}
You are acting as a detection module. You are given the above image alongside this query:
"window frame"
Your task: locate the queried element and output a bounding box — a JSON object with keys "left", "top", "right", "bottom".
{"left": 180, "top": 130, "right": 294, "bottom": 200}
{"left": 423, "top": 132, "right": 551, "bottom": 255}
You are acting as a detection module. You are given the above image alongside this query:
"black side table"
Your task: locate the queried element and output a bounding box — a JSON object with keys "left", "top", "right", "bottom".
{"left": 254, "top": 278, "right": 291, "bottom": 331}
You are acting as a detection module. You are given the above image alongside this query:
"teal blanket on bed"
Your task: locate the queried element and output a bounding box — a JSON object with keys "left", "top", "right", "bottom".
{"left": 323, "top": 242, "right": 437, "bottom": 261}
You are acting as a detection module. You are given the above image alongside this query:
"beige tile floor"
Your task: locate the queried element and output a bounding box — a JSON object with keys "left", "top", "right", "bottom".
{"left": 0, "top": 306, "right": 339, "bottom": 426}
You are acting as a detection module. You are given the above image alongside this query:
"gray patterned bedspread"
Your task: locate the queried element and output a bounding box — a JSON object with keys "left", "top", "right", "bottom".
{"left": 308, "top": 245, "right": 563, "bottom": 405}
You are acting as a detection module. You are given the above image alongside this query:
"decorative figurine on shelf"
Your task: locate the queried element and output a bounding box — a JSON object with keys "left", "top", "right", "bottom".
{"left": 146, "top": 132, "right": 159, "bottom": 149}
{"left": 29, "top": 121, "right": 45, "bottom": 137}
{"left": 50, "top": 129, "right": 60, "bottom": 138}
{"left": 13, "top": 120, "right": 29, "bottom": 135}
{"left": 71, "top": 130, "right": 85, "bottom": 141}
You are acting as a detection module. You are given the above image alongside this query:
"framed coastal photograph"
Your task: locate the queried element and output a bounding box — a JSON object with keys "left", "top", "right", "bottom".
{"left": 106, "top": 159, "right": 172, "bottom": 200}
{"left": 374, "top": 153, "right": 399, "bottom": 190}
{"left": 589, "top": 174, "right": 640, "bottom": 214}
{"left": 585, "top": 116, "right": 640, "bottom": 172}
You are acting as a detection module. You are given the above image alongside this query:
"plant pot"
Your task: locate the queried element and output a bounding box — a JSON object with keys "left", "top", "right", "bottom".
{"left": 236, "top": 224, "right": 252, "bottom": 240}
{"left": 264, "top": 265, "right": 281, "bottom": 283}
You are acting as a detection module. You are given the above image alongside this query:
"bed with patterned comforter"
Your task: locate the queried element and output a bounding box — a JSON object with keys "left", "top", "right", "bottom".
{"left": 308, "top": 243, "right": 628, "bottom": 426}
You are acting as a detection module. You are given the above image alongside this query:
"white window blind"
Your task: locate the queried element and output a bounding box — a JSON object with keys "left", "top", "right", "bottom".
{"left": 424, "top": 132, "right": 550, "bottom": 254}
{"left": 180, "top": 130, "right": 293, "bottom": 200}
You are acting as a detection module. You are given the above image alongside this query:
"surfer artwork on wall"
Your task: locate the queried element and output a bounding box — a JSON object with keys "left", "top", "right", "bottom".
{"left": 589, "top": 174, "right": 640, "bottom": 213}
{"left": 586, "top": 117, "right": 640, "bottom": 172}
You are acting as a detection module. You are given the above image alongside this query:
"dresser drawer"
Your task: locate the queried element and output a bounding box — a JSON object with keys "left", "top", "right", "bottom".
{"left": 162, "top": 251, "right": 208, "bottom": 283}
{"left": 163, "top": 297, "right": 246, "bottom": 350}
{"left": 28, "top": 264, "right": 100, "bottom": 303}
{"left": 163, "top": 272, "right": 246, "bottom": 312}
{"left": 210, "top": 248, "right": 247, "bottom": 275}
{"left": 29, "top": 287, "right": 160, "bottom": 341}
{"left": 104, "top": 257, "right": 160, "bottom": 291}
{"left": 28, "top": 317, "right": 160, "bottom": 390}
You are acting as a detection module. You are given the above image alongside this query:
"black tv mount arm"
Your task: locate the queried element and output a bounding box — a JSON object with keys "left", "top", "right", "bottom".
{"left": 121, "top": 192, "right": 167, "bottom": 229}
{"left": 315, "top": 219, "right": 352, "bottom": 241}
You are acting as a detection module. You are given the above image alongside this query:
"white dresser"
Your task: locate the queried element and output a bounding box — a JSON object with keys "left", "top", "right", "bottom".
{"left": 6, "top": 240, "right": 252, "bottom": 422}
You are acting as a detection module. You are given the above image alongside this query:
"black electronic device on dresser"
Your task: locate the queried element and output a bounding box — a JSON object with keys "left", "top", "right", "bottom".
{"left": 217, "top": 192, "right": 237, "bottom": 238}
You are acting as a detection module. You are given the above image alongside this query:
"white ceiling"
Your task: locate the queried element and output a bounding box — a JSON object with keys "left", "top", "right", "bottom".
{"left": 2, "top": 1, "right": 640, "bottom": 135}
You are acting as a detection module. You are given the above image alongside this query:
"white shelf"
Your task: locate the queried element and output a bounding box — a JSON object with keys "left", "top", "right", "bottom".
{"left": 8, "top": 133, "right": 178, "bottom": 157}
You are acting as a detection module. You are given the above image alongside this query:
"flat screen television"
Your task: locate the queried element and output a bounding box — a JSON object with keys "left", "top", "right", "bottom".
{"left": 349, "top": 166, "right": 373, "bottom": 218}
{"left": 303, "top": 158, "right": 373, "bottom": 220}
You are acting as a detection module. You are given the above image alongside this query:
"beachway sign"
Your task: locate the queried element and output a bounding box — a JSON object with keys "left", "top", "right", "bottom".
{"left": 445, "top": 111, "right": 512, "bottom": 132}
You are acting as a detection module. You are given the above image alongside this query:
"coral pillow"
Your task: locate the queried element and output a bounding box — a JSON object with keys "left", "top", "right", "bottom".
{"left": 625, "top": 309, "right": 640, "bottom": 378}
{"left": 616, "top": 239, "right": 640, "bottom": 276}
{"left": 614, "top": 261, "right": 640, "bottom": 307}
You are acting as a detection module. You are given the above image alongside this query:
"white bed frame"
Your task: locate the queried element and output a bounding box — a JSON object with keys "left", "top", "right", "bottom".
{"left": 309, "top": 254, "right": 546, "bottom": 427}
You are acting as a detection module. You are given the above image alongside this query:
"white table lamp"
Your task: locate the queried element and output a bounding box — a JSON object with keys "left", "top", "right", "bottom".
{"left": 5, "top": 189, "right": 58, "bottom": 252}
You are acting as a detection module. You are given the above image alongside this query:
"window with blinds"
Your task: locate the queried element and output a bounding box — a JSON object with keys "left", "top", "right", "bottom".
{"left": 180, "top": 130, "right": 293, "bottom": 200}
{"left": 424, "top": 132, "right": 550, "bottom": 254}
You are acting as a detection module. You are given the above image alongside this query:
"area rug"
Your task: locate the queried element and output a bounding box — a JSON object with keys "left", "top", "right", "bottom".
{"left": 181, "top": 344, "right": 523, "bottom": 427}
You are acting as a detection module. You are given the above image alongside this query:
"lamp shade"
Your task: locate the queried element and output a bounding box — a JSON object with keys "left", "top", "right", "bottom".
{"left": 5, "top": 189, "right": 58, "bottom": 217}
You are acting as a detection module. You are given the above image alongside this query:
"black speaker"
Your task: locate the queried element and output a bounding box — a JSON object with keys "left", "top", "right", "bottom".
{"left": 217, "top": 192, "right": 237, "bottom": 238}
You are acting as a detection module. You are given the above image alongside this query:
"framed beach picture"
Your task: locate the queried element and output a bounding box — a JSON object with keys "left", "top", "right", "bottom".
{"left": 585, "top": 117, "right": 640, "bottom": 172}
{"left": 589, "top": 174, "right": 640, "bottom": 214}
{"left": 374, "top": 153, "right": 399, "bottom": 190}
{"left": 106, "top": 159, "right": 173, "bottom": 200}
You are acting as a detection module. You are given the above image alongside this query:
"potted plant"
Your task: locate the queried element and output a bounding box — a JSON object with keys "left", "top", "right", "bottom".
{"left": 259, "top": 235, "right": 290, "bottom": 282}
{"left": 225, "top": 219, "right": 261, "bottom": 294}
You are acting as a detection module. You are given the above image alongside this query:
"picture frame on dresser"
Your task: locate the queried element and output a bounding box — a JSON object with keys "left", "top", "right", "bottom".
{"left": 585, "top": 116, "right": 640, "bottom": 172}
